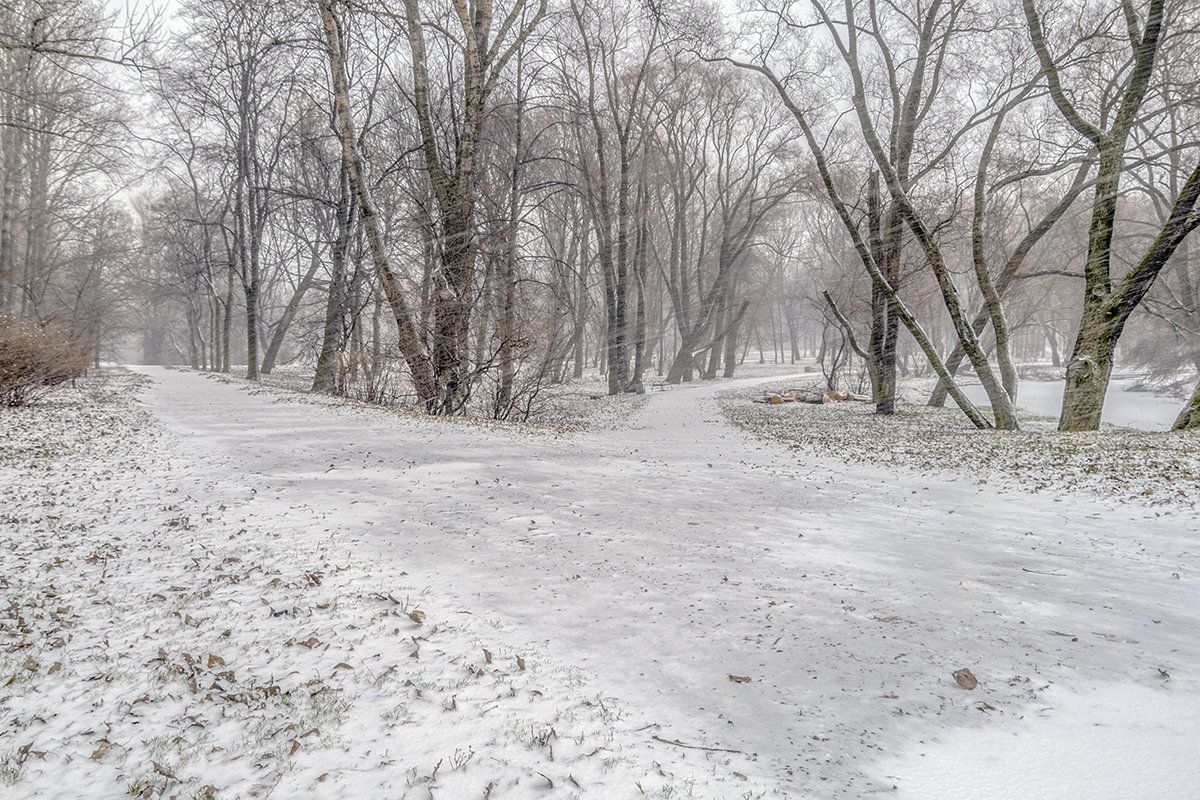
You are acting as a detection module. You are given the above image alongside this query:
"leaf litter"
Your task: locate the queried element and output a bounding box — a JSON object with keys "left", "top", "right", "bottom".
{"left": 0, "top": 370, "right": 771, "bottom": 799}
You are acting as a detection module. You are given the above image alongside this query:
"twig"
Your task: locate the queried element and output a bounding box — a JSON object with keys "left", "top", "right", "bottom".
{"left": 651, "top": 734, "right": 743, "bottom": 754}
{"left": 1021, "top": 568, "right": 1066, "bottom": 576}
{"left": 822, "top": 289, "right": 871, "bottom": 360}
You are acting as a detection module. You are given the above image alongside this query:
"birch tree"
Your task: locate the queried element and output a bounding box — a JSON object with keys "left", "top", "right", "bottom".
{"left": 314, "top": 0, "right": 438, "bottom": 406}
{"left": 395, "top": 0, "right": 548, "bottom": 414}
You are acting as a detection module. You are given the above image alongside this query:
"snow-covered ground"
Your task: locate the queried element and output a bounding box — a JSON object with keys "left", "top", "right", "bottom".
{"left": 3, "top": 366, "right": 1198, "bottom": 798}
{"left": 961, "top": 376, "right": 1186, "bottom": 431}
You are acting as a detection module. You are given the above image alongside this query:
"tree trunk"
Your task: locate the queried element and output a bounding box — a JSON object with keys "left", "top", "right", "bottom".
{"left": 222, "top": 263, "right": 234, "bottom": 372}
{"left": 1021, "top": 0, "right": 1192, "bottom": 429}
{"left": 1060, "top": 160, "right": 1200, "bottom": 430}
{"left": 627, "top": 181, "right": 650, "bottom": 391}
{"left": 313, "top": 166, "right": 354, "bottom": 393}
{"left": 866, "top": 171, "right": 898, "bottom": 414}
{"left": 1042, "top": 321, "right": 1061, "bottom": 367}
{"left": 573, "top": 225, "right": 589, "bottom": 379}
{"left": 317, "top": 0, "right": 437, "bottom": 408}
{"left": 496, "top": 208, "right": 520, "bottom": 418}
{"left": 431, "top": 202, "right": 476, "bottom": 414}
{"left": 262, "top": 250, "right": 321, "bottom": 375}
{"left": 1173, "top": 376, "right": 1200, "bottom": 430}
{"left": 722, "top": 299, "right": 750, "bottom": 378}
{"left": 703, "top": 296, "right": 724, "bottom": 379}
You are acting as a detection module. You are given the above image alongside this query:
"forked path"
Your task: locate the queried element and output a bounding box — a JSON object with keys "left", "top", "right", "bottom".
{"left": 134, "top": 367, "right": 1200, "bottom": 798}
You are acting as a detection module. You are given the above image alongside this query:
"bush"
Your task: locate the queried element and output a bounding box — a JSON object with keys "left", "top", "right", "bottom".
{"left": 0, "top": 317, "right": 92, "bottom": 406}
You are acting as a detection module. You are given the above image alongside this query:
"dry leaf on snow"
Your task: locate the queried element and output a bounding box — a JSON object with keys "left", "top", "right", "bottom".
{"left": 953, "top": 668, "right": 979, "bottom": 690}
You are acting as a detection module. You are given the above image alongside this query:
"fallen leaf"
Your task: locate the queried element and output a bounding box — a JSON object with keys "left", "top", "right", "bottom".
{"left": 408, "top": 610, "right": 425, "bottom": 625}
{"left": 90, "top": 741, "right": 119, "bottom": 761}
{"left": 728, "top": 674, "right": 752, "bottom": 683}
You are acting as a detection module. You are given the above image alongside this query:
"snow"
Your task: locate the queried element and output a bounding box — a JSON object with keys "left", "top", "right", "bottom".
{"left": 877, "top": 681, "right": 1200, "bottom": 800}
{"left": 3, "top": 365, "right": 1199, "bottom": 798}
{"left": 961, "top": 376, "right": 1185, "bottom": 431}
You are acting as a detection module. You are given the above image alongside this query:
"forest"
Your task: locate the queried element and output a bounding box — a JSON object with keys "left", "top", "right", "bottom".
{"left": 5, "top": 3, "right": 1200, "bottom": 798}
{"left": 2, "top": 0, "right": 1200, "bottom": 428}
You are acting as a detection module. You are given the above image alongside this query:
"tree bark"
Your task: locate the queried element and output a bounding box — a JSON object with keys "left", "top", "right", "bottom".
{"left": 313, "top": 158, "right": 354, "bottom": 393}
{"left": 722, "top": 298, "right": 750, "bottom": 378}
{"left": 866, "top": 171, "right": 898, "bottom": 414}
{"left": 1173, "top": 378, "right": 1200, "bottom": 430}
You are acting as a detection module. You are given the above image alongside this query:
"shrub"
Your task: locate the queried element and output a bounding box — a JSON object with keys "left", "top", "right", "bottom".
{"left": 0, "top": 317, "right": 92, "bottom": 406}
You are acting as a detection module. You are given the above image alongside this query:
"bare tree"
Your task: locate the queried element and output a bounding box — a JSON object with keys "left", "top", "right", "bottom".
{"left": 1, "top": 0, "right": 135, "bottom": 363}
{"left": 393, "top": 0, "right": 548, "bottom": 413}
{"left": 1024, "top": 0, "right": 1200, "bottom": 430}
{"left": 725, "top": 2, "right": 999, "bottom": 427}
{"left": 656, "top": 65, "right": 794, "bottom": 384}
{"left": 315, "top": 0, "right": 438, "bottom": 405}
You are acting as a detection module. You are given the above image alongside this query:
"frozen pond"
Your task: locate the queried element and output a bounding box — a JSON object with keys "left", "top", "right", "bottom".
{"left": 961, "top": 378, "right": 1185, "bottom": 431}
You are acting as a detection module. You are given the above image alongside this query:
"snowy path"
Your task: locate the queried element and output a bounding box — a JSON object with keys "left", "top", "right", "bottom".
{"left": 133, "top": 367, "right": 1200, "bottom": 798}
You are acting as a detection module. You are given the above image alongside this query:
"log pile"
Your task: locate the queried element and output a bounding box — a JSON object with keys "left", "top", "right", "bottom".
{"left": 754, "top": 389, "right": 871, "bottom": 405}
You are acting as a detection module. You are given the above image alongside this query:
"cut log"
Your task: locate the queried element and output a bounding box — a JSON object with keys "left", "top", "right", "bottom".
{"left": 757, "top": 387, "right": 869, "bottom": 405}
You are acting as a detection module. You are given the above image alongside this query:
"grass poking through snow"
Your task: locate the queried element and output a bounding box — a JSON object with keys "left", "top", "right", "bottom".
{"left": 1, "top": 370, "right": 772, "bottom": 799}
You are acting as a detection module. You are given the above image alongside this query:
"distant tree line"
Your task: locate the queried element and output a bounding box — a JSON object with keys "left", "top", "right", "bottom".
{"left": 3, "top": 0, "right": 1199, "bottom": 429}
